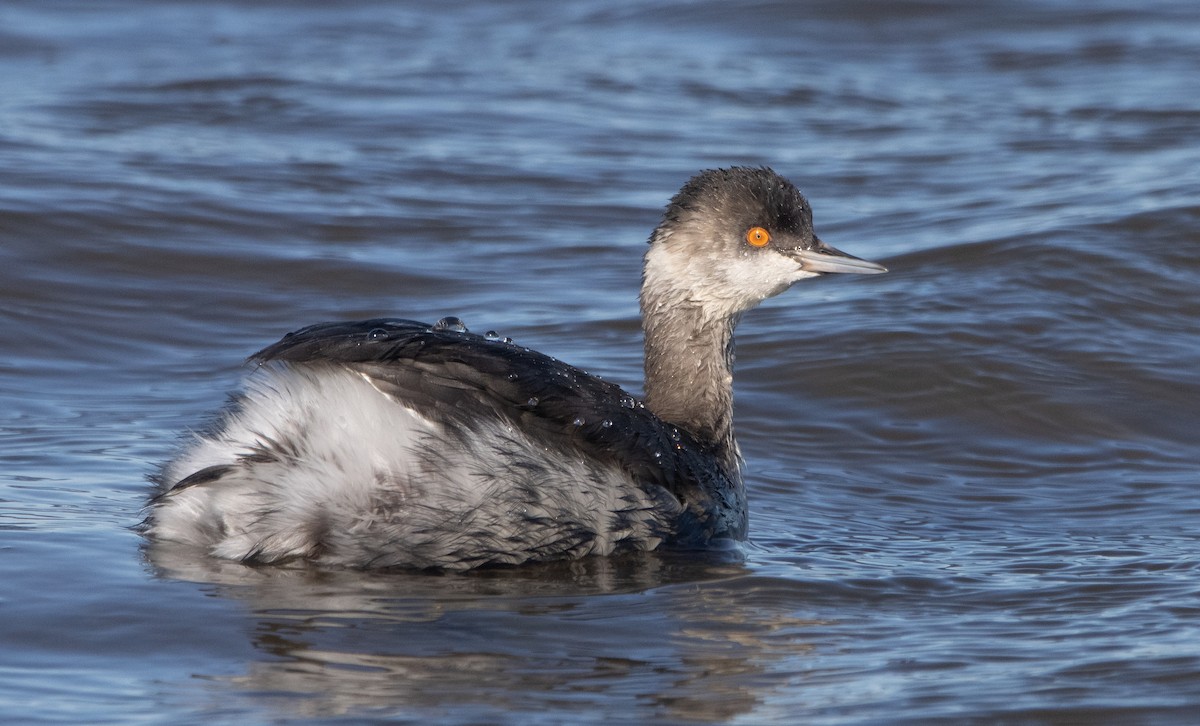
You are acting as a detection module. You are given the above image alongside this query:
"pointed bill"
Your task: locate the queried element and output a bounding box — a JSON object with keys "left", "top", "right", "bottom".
{"left": 789, "top": 237, "right": 887, "bottom": 275}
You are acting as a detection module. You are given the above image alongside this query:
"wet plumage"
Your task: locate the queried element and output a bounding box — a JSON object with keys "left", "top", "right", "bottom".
{"left": 146, "top": 167, "right": 886, "bottom": 569}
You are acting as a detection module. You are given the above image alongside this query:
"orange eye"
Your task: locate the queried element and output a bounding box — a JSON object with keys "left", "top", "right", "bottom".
{"left": 746, "top": 226, "right": 771, "bottom": 247}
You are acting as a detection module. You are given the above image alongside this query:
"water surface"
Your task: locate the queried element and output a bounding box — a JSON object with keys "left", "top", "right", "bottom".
{"left": 3, "top": 1, "right": 1200, "bottom": 723}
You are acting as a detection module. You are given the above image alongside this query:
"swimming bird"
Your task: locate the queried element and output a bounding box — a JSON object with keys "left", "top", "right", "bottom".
{"left": 146, "top": 167, "right": 886, "bottom": 570}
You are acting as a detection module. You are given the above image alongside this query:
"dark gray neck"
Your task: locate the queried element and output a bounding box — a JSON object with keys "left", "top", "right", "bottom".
{"left": 640, "top": 287, "right": 740, "bottom": 470}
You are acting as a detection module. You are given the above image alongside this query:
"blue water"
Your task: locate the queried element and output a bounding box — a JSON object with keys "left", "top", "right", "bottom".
{"left": 3, "top": 1, "right": 1200, "bottom": 723}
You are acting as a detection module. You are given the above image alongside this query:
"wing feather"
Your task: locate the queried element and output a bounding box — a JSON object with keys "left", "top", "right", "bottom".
{"left": 252, "top": 319, "right": 744, "bottom": 541}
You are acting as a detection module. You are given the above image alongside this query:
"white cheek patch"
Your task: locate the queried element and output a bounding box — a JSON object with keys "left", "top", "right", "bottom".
{"left": 644, "top": 242, "right": 818, "bottom": 318}
{"left": 721, "top": 251, "right": 817, "bottom": 302}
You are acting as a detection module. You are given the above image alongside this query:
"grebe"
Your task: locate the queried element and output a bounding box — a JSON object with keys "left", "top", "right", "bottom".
{"left": 146, "top": 167, "right": 886, "bottom": 570}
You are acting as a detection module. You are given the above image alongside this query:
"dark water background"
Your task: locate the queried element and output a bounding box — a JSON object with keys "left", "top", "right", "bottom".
{"left": 3, "top": 1, "right": 1200, "bottom": 723}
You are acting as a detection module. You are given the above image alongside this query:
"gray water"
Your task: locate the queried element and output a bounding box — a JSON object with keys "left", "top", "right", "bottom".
{"left": 3, "top": 1, "right": 1200, "bottom": 723}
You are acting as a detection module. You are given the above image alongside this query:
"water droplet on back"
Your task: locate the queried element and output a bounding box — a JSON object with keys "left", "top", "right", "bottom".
{"left": 483, "top": 331, "right": 515, "bottom": 344}
{"left": 432, "top": 316, "right": 468, "bottom": 333}
{"left": 367, "top": 328, "right": 389, "bottom": 341}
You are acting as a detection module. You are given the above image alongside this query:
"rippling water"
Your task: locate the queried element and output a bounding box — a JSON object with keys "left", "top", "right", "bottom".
{"left": 3, "top": 1, "right": 1200, "bottom": 723}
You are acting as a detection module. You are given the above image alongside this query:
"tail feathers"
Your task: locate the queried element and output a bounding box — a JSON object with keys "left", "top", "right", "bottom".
{"left": 147, "top": 458, "right": 331, "bottom": 564}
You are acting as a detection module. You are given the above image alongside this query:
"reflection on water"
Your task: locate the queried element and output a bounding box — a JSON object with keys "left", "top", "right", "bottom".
{"left": 148, "top": 543, "right": 803, "bottom": 722}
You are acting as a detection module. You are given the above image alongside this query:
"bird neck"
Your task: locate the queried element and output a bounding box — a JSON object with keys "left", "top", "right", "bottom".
{"left": 640, "top": 278, "right": 740, "bottom": 468}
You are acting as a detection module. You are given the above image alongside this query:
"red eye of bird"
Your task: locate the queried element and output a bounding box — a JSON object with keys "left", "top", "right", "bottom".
{"left": 746, "top": 226, "right": 771, "bottom": 247}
